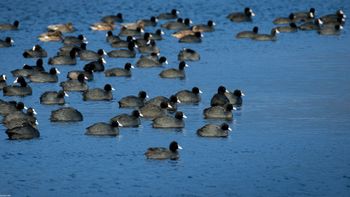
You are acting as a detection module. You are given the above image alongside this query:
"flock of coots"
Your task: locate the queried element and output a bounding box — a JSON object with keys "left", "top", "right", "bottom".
{"left": 0, "top": 6, "right": 345, "bottom": 160}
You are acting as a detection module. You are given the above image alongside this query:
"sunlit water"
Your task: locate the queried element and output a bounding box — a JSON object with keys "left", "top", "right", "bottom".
{"left": 0, "top": 0, "right": 350, "bottom": 196}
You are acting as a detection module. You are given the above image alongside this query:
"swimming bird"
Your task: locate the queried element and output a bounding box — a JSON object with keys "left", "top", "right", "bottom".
{"left": 106, "top": 31, "right": 121, "bottom": 43}
{"left": 11, "top": 60, "right": 44, "bottom": 77}
{"left": 0, "top": 20, "right": 19, "bottom": 30}
{"left": 101, "top": 13, "right": 123, "bottom": 24}
{"left": 157, "top": 9, "right": 179, "bottom": 20}
{"left": 253, "top": 29, "right": 279, "bottom": 41}
{"left": 110, "top": 110, "right": 142, "bottom": 127}
{"left": 203, "top": 104, "right": 234, "bottom": 120}
{"left": 139, "top": 101, "right": 172, "bottom": 119}
{"left": 118, "top": 91, "right": 148, "bottom": 108}
{"left": 150, "top": 29, "right": 164, "bottom": 40}
{"left": 159, "top": 61, "right": 188, "bottom": 79}
{"left": 110, "top": 36, "right": 135, "bottom": 48}
{"left": 273, "top": 13, "right": 296, "bottom": 25}
{"left": 38, "top": 30, "right": 63, "bottom": 42}
{"left": 3, "top": 76, "right": 32, "bottom": 97}
{"left": 23, "top": 45, "right": 48, "bottom": 58}
{"left": 227, "top": 8, "right": 255, "bottom": 22}
{"left": 0, "top": 37, "right": 14, "bottom": 48}
{"left": 48, "top": 48, "right": 78, "bottom": 65}
{"left": 47, "top": 22, "right": 76, "bottom": 33}
{"left": 119, "top": 26, "right": 144, "bottom": 37}
{"left": 152, "top": 111, "right": 186, "bottom": 128}
{"left": 60, "top": 73, "right": 88, "bottom": 92}
{"left": 136, "top": 56, "right": 167, "bottom": 68}
{"left": 6, "top": 124, "right": 40, "bottom": 140}
{"left": 82, "top": 84, "right": 114, "bottom": 101}
{"left": 80, "top": 48, "right": 106, "bottom": 61}
{"left": 210, "top": 86, "right": 229, "bottom": 107}
{"left": 274, "top": 23, "right": 298, "bottom": 33}
{"left": 138, "top": 40, "right": 160, "bottom": 54}
{"left": 178, "top": 48, "right": 200, "bottom": 61}
{"left": 107, "top": 42, "right": 137, "bottom": 58}
{"left": 225, "top": 89, "right": 244, "bottom": 107}
{"left": 145, "top": 141, "right": 182, "bottom": 160}
{"left": 317, "top": 24, "right": 343, "bottom": 35}
{"left": 63, "top": 34, "right": 87, "bottom": 45}
{"left": 3, "top": 107, "right": 37, "bottom": 130}
{"left": 104, "top": 62, "right": 133, "bottom": 77}
{"left": 299, "top": 19, "right": 323, "bottom": 31}
{"left": 145, "top": 95, "right": 179, "bottom": 113}
{"left": 40, "top": 90, "right": 68, "bottom": 105}
{"left": 236, "top": 26, "right": 259, "bottom": 39}
{"left": 197, "top": 123, "right": 231, "bottom": 137}
{"left": 68, "top": 63, "right": 94, "bottom": 81}
{"left": 179, "top": 32, "right": 202, "bottom": 43}
{"left": 28, "top": 67, "right": 60, "bottom": 83}
{"left": 50, "top": 107, "right": 83, "bottom": 122}
{"left": 192, "top": 20, "right": 216, "bottom": 32}
{"left": 85, "top": 121, "right": 120, "bottom": 136}
{"left": 90, "top": 21, "right": 115, "bottom": 31}
{"left": 0, "top": 74, "right": 7, "bottom": 89}
{"left": 175, "top": 87, "right": 201, "bottom": 104}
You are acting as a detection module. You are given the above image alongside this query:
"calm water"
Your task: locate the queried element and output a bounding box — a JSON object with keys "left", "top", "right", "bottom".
{"left": 1, "top": 0, "right": 350, "bottom": 196}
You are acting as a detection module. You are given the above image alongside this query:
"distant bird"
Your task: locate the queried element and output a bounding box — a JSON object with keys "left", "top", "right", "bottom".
{"left": 150, "top": 29, "right": 164, "bottom": 40}
{"left": 28, "top": 67, "right": 60, "bottom": 83}
{"left": 82, "top": 84, "right": 114, "bottom": 101}
{"left": 101, "top": 13, "right": 124, "bottom": 24}
{"left": 179, "top": 32, "right": 202, "bottom": 43}
{"left": 274, "top": 23, "right": 298, "bottom": 33}
{"left": 47, "top": 22, "right": 76, "bottom": 33}
{"left": 159, "top": 61, "right": 188, "bottom": 79}
{"left": 48, "top": 48, "right": 78, "bottom": 65}
{"left": 110, "top": 110, "right": 142, "bottom": 127}
{"left": 192, "top": 20, "right": 216, "bottom": 32}
{"left": 38, "top": 30, "right": 63, "bottom": 42}
{"left": 3, "top": 76, "right": 32, "bottom": 97}
{"left": 317, "top": 24, "right": 343, "bottom": 36}
{"left": 273, "top": 13, "right": 296, "bottom": 25}
{"left": 157, "top": 9, "right": 179, "bottom": 20}
{"left": 227, "top": 7, "right": 255, "bottom": 22}
{"left": 178, "top": 48, "right": 200, "bottom": 61}
{"left": 107, "top": 42, "right": 137, "bottom": 58}
{"left": 85, "top": 121, "right": 120, "bottom": 136}
{"left": 0, "top": 74, "right": 7, "bottom": 89}
{"left": 253, "top": 29, "right": 279, "bottom": 41}
{"left": 50, "top": 107, "right": 83, "bottom": 122}
{"left": 118, "top": 91, "right": 148, "bottom": 108}
{"left": 23, "top": 45, "right": 48, "bottom": 58}
{"left": 63, "top": 34, "right": 87, "bottom": 46}
{"left": 40, "top": 90, "right": 68, "bottom": 105}
{"left": 104, "top": 63, "right": 133, "bottom": 77}
{"left": 236, "top": 26, "right": 259, "bottom": 39}
{"left": 60, "top": 73, "right": 88, "bottom": 92}
{"left": 6, "top": 124, "right": 40, "bottom": 140}
{"left": 0, "top": 37, "right": 14, "bottom": 48}
{"left": 203, "top": 104, "right": 235, "bottom": 120}
{"left": 0, "top": 20, "right": 19, "bottom": 30}
{"left": 136, "top": 56, "right": 167, "bottom": 68}
{"left": 197, "top": 123, "right": 231, "bottom": 137}
{"left": 152, "top": 111, "right": 186, "bottom": 128}
{"left": 145, "top": 141, "right": 182, "bottom": 160}
{"left": 175, "top": 87, "right": 202, "bottom": 104}
{"left": 90, "top": 21, "right": 115, "bottom": 31}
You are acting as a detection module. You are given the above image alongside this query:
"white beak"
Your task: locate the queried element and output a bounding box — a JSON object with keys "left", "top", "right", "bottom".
{"left": 112, "top": 87, "right": 116, "bottom": 91}
{"left": 139, "top": 112, "right": 144, "bottom": 117}
{"left": 178, "top": 145, "right": 183, "bottom": 150}
{"left": 199, "top": 90, "right": 203, "bottom": 94}
{"left": 32, "top": 109, "right": 37, "bottom": 115}
{"left": 228, "top": 128, "right": 232, "bottom": 131}
{"left": 35, "top": 120, "right": 39, "bottom": 125}
{"left": 131, "top": 65, "right": 135, "bottom": 69}
{"left": 182, "top": 114, "right": 187, "bottom": 118}
{"left": 56, "top": 69, "right": 61, "bottom": 74}
{"left": 64, "top": 92, "right": 69, "bottom": 97}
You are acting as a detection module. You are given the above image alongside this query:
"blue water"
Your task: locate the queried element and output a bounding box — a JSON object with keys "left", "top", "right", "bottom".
{"left": 1, "top": 0, "right": 350, "bottom": 196}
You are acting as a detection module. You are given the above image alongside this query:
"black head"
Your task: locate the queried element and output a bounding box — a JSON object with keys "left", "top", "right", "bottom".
{"left": 177, "top": 18, "right": 183, "bottom": 23}
{"left": 126, "top": 36, "right": 135, "bottom": 42}
{"left": 194, "top": 32, "right": 202, "bottom": 38}
{"left": 233, "top": 89, "right": 243, "bottom": 97}
{"left": 117, "top": 13, "right": 123, "bottom": 19}
{"left": 150, "top": 16, "right": 157, "bottom": 22}
{"left": 184, "top": 18, "right": 191, "bottom": 25}
{"left": 111, "top": 121, "right": 120, "bottom": 128}
{"left": 84, "top": 63, "right": 95, "bottom": 72}
{"left": 289, "top": 13, "right": 295, "bottom": 20}
{"left": 27, "top": 108, "right": 36, "bottom": 116}
{"left": 253, "top": 26, "right": 259, "bottom": 33}
{"left": 160, "top": 101, "right": 169, "bottom": 109}
{"left": 159, "top": 56, "right": 167, "bottom": 64}
{"left": 104, "top": 84, "right": 113, "bottom": 92}
{"left": 208, "top": 20, "right": 215, "bottom": 26}
{"left": 5, "top": 37, "right": 12, "bottom": 43}
{"left": 107, "top": 31, "right": 113, "bottom": 37}
{"left": 128, "top": 42, "right": 136, "bottom": 51}
{"left": 169, "top": 141, "right": 181, "bottom": 152}
{"left": 221, "top": 123, "right": 230, "bottom": 131}
{"left": 97, "top": 49, "right": 105, "bottom": 56}
{"left": 0, "top": 74, "right": 6, "bottom": 81}
{"left": 49, "top": 68, "right": 59, "bottom": 75}
{"left": 169, "top": 95, "right": 178, "bottom": 103}
{"left": 144, "top": 32, "right": 151, "bottom": 40}
{"left": 69, "top": 48, "right": 78, "bottom": 58}
{"left": 149, "top": 39, "right": 156, "bottom": 46}
{"left": 192, "top": 87, "right": 200, "bottom": 94}
{"left": 290, "top": 23, "right": 297, "bottom": 28}
{"left": 244, "top": 7, "right": 253, "bottom": 15}
{"left": 226, "top": 104, "right": 234, "bottom": 111}
{"left": 97, "top": 57, "right": 105, "bottom": 65}
{"left": 80, "top": 43, "right": 87, "bottom": 50}
{"left": 131, "top": 110, "right": 141, "bottom": 118}
{"left": 335, "top": 25, "right": 342, "bottom": 30}
{"left": 178, "top": 61, "right": 187, "bottom": 70}
{"left": 13, "top": 20, "right": 19, "bottom": 27}
{"left": 171, "top": 9, "right": 179, "bottom": 16}
{"left": 139, "top": 91, "right": 147, "bottom": 99}
{"left": 16, "top": 76, "right": 27, "bottom": 87}
{"left": 36, "top": 58, "right": 44, "bottom": 67}
{"left": 77, "top": 73, "right": 86, "bottom": 83}
{"left": 57, "top": 90, "right": 66, "bottom": 98}
{"left": 16, "top": 102, "right": 25, "bottom": 110}
{"left": 310, "top": 8, "right": 316, "bottom": 14}
{"left": 136, "top": 27, "right": 143, "bottom": 32}
{"left": 22, "top": 51, "right": 30, "bottom": 58}
{"left": 174, "top": 111, "right": 185, "bottom": 120}
{"left": 218, "top": 86, "right": 227, "bottom": 94}
{"left": 78, "top": 34, "right": 85, "bottom": 41}
{"left": 336, "top": 9, "right": 344, "bottom": 16}
{"left": 155, "top": 29, "right": 163, "bottom": 35}
{"left": 124, "top": 62, "right": 132, "bottom": 70}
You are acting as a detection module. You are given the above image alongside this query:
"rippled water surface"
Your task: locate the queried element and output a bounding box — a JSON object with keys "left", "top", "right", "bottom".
{"left": 1, "top": 0, "right": 350, "bottom": 196}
